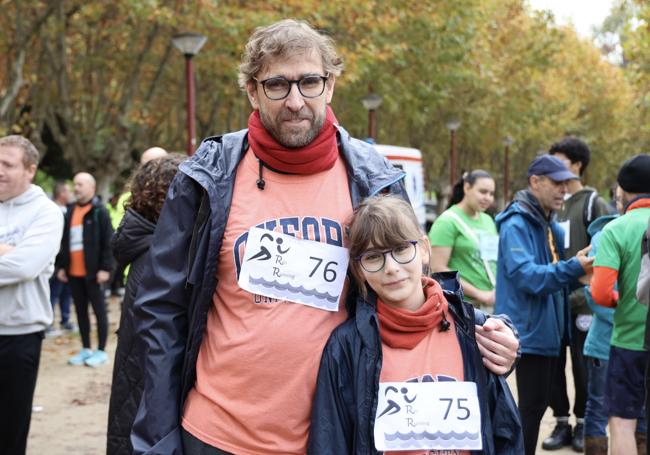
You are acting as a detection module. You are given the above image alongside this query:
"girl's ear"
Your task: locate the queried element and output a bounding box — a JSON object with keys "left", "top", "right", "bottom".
{"left": 420, "top": 235, "right": 431, "bottom": 267}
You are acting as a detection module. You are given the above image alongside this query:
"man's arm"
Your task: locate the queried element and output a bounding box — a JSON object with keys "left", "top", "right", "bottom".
{"left": 591, "top": 226, "right": 621, "bottom": 308}
{"left": 591, "top": 266, "right": 619, "bottom": 308}
{"left": 0, "top": 205, "right": 63, "bottom": 286}
{"left": 131, "top": 174, "right": 200, "bottom": 455}
{"left": 500, "top": 220, "right": 586, "bottom": 295}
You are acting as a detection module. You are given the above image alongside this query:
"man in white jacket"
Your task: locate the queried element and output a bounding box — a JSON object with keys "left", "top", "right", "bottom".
{"left": 0, "top": 135, "right": 64, "bottom": 455}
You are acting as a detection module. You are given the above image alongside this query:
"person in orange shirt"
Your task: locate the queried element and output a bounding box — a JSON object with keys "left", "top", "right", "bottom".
{"left": 131, "top": 20, "right": 520, "bottom": 455}
{"left": 56, "top": 172, "right": 114, "bottom": 367}
{"left": 309, "top": 195, "right": 523, "bottom": 454}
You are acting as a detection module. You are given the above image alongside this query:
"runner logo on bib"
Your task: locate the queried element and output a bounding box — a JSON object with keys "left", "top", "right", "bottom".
{"left": 238, "top": 227, "right": 349, "bottom": 311}
{"left": 374, "top": 381, "right": 482, "bottom": 452}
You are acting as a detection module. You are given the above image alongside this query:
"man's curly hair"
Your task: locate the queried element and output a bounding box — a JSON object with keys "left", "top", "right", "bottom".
{"left": 125, "top": 153, "right": 184, "bottom": 223}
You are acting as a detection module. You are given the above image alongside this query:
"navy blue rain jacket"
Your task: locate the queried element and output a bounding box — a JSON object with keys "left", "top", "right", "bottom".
{"left": 494, "top": 190, "right": 584, "bottom": 356}
{"left": 307, "top": 272, "right": 524, "bottom": 454}
{"left": 130, "top": 127, "right": 407, "bottom": 455}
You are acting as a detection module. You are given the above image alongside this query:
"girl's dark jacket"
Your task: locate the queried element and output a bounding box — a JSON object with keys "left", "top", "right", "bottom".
{"left": 107, "top": 208, "right": 156, "bottom": 455}
{"left": 307, "top": 271, "right": 524, "bottom": 455}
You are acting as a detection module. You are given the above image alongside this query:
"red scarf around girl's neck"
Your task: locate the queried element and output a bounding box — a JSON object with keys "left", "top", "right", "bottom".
{"left": 247, "top": 106, "right": 339, "bottom": 175}
{"left": 376, "top": 277, "right": 449, "bottom": 349}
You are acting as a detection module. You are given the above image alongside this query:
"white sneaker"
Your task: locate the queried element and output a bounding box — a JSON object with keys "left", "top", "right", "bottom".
{"left": 84, "top": 350, "right": 109, "bottom": 367}
{"left": 68, "top": 348, "right": 93, "bottom": 365}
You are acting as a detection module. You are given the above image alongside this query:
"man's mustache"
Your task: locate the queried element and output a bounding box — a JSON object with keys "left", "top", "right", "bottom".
{"left": 278, "top": 109, "right": 313, "bottom": 122}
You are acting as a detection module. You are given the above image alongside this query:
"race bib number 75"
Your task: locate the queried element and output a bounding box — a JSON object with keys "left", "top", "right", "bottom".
{"left": 374, "top": 381, "right": 482, "bottom": 452}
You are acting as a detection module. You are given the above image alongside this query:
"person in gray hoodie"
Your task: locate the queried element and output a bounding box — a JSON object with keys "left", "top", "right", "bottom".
{"left": 0, "top": 135, "right": 64, "bottom": 455}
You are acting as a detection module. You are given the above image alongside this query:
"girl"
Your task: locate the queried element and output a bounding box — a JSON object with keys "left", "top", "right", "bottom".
{"left": 428, "top": 171, "right": 498, "bottom": 309}
{"left": 308, "top": 195, "right": 522, "bottom": 454}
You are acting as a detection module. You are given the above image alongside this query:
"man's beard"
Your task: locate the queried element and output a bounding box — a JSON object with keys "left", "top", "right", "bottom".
{"left": 260, "top": 107, "right": 325, "bottom": 148}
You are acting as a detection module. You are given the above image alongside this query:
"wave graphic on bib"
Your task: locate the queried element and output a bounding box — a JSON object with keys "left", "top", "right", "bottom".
{"left": 249, "top": 275, "right": 339, "bottom": 309}
{"left": 383, "top": 430, "right": 480, "bottom": 450}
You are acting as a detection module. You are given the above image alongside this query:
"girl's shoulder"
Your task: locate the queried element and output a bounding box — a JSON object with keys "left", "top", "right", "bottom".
{"left": 325, "top": 312, "right": 368, "bottom": 352}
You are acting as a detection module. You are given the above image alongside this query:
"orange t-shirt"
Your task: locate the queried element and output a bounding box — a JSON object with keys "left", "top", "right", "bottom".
{"left": 379, "top": 318, "right": 470, "bottom": 455}
{"left": 68, "top": 203, "right": 92, "bottom": 277}
{"left": 181, "top": 149, "right": 352, "bottom": 454}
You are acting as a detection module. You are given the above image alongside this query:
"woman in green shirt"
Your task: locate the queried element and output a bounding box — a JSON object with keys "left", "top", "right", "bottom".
{"left": 428, "top": 170, "right": 498, "bottom": 308}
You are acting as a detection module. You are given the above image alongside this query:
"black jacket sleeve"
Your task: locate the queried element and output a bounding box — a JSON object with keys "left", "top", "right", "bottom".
{"left": 307, "top": 330, "right": 355, "bottom": 455}
{"left": 98, "top": 205, "right": 115, "bottom": 272}
{"left": 489, "top": 374, "right": 525, "bottom": 454}
{"left": 130, "top": 174, "right": 199, "bottom": 455}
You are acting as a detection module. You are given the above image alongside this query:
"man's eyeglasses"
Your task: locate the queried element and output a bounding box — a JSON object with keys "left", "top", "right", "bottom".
{"left": 355, "top": 241, "right": 419, "bottom": 273}
{"left": 253, "top": 74, "right": 330, "bottom": 101}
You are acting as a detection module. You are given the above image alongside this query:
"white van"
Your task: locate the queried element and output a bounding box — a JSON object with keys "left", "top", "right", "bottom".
{"left": 373, "top": 144, "right": 426, "bottom": 229}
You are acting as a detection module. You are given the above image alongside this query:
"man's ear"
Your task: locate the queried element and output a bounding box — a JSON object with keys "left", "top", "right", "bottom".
{"left": 324, "top": 74, "right": 336, "bottom": 104}
{"left": 26, "top": 164, "right": 36, "bottom": 182}
{"left": 246, "top": 81, "right": 260, "bottom": 110}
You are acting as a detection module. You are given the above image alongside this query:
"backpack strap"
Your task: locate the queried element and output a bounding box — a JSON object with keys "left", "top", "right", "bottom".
{"left": 583, "top": 190, "right": 598, "bottom": 227}
{"left": 637, "top": 217, "right": 650, "bottom": 306}
{"left": 442, "top": 210, "right": 496, "bottom": 286}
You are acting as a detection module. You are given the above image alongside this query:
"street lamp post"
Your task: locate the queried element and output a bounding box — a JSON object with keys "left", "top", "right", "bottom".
{"left": 172, "top": 32, "right": 207, "bottom": 155}
{"left": 445, "top": 118, "right": 461, "bottom": 186}
{"left": 503, "top": 136, "right": 513, "bottom": 204}
{"left": 362, "top": 91, "right": 383, "bottom": 142}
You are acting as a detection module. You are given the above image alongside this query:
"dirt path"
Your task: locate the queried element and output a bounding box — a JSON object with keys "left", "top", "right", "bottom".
{"left": 27, "top": 296, "right": 119, "bottom": 455}
{"left": 27, "top": 295, "right": 577, "bottom": 454}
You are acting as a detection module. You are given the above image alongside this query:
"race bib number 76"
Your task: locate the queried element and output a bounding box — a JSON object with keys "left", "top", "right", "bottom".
{"left": 238, "top": 227, "right": 349, "bottom": 311}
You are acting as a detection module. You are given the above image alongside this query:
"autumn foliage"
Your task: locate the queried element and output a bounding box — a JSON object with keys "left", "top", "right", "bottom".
{"left": 0, "top": 0, "right": 647, "bottom": 198}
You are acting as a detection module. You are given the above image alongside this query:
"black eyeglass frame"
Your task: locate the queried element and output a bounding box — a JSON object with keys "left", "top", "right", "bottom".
{"left": 355, "top": 240, "right": 419, "bottom": 273}
{"left": 253, "top": 73, "right": 330, "bottom": 100}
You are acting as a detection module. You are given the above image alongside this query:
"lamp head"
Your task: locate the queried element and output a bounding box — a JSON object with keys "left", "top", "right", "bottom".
{"left": 172, "top": 32, "right": 207, "bottom": 57}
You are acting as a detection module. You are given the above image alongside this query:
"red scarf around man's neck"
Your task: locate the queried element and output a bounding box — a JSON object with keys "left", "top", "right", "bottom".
{"left": 247, "top": 106, "right": 339, "bottom": 175}
{"left": 377, "top": 277, "right": 449, "bottom": 350}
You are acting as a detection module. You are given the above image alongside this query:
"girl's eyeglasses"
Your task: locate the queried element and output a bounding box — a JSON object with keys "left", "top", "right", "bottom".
{"left": 355, "top": 241, "right": 418, "bottom": 273}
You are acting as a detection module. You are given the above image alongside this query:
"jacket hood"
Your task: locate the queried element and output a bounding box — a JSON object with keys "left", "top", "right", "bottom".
{"left": 0, "top": 185, "right": 48, "bottom": 225}
{"left": 179, "top": 126, "right": 406, "bottom": 199}
{"left": 587, "top": 214, "right": 618, "bottom": 237}
{"left": 111, "top": 208, "right": 155, "bottom": 266}
{"left": 3, "top": 184, "right": 46, "bottom": 205}
{"left": 496, "top": 189, "right": 550, "bottom": 230}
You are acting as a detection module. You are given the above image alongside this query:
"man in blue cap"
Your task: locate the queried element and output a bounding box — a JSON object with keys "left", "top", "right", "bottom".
{"left": 495, "top": 154, "right": 595, "bottom": 455}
